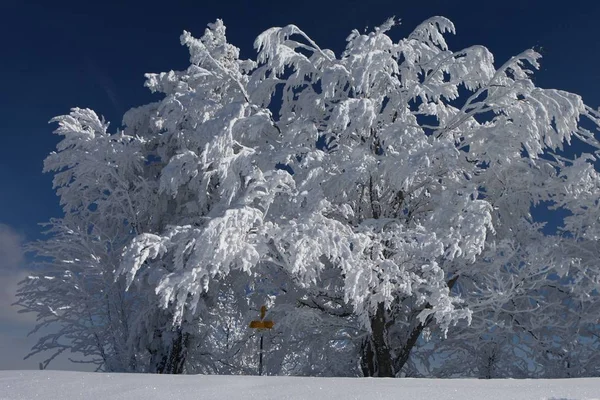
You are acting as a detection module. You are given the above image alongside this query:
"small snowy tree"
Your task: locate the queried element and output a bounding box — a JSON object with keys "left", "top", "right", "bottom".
{"left": 20, "top": 17, "right": 600, "bottom": 377}
{"left": 16, "top": 108, "right": 151, "bottom": 371}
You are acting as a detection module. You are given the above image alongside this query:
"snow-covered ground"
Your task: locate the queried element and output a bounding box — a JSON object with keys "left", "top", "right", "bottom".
{"left": 1, "top": 371, "right": 600, "bottom": 400}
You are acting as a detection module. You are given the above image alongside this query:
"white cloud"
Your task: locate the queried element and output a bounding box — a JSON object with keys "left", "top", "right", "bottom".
{"left": 0, "top": 223, "right": 36, "bottom": 326}
{"left": 0, "top": 223, "right": 24, "bottom": 270}
{"left": 0, "top": 224, "right": 60, "bottom": 370}
{"left": 0, "top": 223, "right": 37, "bottom": 370}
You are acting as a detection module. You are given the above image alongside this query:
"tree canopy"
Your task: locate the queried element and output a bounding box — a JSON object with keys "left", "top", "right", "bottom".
{"left": 17, "top": 17, "right": 600, "bottom": 377}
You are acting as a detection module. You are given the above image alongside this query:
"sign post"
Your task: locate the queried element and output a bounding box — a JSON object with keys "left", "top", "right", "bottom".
{"left": 249, "top": 305, "right": 274, "bottom": 376}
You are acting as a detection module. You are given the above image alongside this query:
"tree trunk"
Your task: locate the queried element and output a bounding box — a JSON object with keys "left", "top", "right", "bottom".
{"left": 361, "top": 276, "right": 460, "bottom": 377}
{"left": 164, "top": 329, "right": 189, "bottom": 374}
{"left": 150, "top": 328, "right": 189, "bottom": 374}
{"left": 360, "top": 303, "right": 395, "bottom": 377}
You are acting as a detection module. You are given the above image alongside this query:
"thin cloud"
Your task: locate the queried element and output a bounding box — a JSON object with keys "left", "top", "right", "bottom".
{"left": 0, "top": 223, "right": 24, "bottom": 271}
{"left": 0, "top": 224, "right": 36, "bottom": 326}
{"left": 85, "top": 57, "right": 123, "bottom": 118}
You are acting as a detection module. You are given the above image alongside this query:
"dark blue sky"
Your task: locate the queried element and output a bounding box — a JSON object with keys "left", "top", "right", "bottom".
{"left": 1, "top": 0, "right": 599, "bottom": 241}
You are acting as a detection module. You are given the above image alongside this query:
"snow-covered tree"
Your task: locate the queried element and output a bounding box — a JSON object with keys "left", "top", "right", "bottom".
{"left": 15, "top": 108, "right": 150, "bottom": 370}
{"left": 241, "top": 16, "right": 600, "bottom": 376}
{"left": 20, "top": 17, "right": 600, "bottom": 377}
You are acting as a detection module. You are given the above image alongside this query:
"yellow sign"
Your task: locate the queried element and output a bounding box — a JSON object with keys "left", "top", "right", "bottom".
{"left": 249, "top": 305, "right": 274, "bottom": 330}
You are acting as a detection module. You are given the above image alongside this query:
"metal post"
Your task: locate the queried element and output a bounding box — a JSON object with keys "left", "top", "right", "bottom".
{"left": 250, "top": 305, "right": 273, "bottom": 376}
{"left": 259, "top": 333, "right": 264, "bottom": 376}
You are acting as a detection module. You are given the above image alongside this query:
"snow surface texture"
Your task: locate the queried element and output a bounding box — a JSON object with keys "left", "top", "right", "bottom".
{"left": 1, "top": 371, "right": 600, "bottom": 400}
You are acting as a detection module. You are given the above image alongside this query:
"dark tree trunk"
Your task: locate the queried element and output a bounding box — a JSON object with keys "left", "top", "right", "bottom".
{"left": 150, "top": 328, "right": 189, "bottom": 374}
{"left": 163, "top": 328, "right": 189, "bottom": 374}
{"left": 360, "top": 303, "right": 395, "bottom": 377}
{"left": 361, "top": 276, "right": 460, "bottom": 378}
{"left": 360, "top": 338, "right": 375, "bottom": 377}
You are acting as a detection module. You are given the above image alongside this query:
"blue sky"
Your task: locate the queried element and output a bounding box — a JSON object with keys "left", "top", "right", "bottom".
{"left": 0, "top": 0, "right": 599, "bottom": 370}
